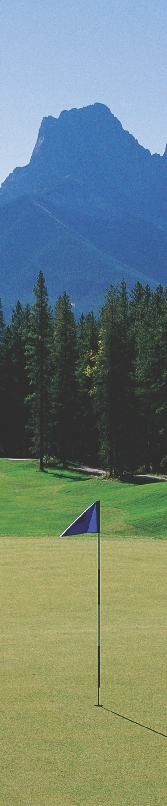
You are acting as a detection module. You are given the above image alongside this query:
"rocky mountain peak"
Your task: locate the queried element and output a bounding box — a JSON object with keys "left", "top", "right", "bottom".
{"left": 0, "top": 103, "right": 166, "bottom": 228}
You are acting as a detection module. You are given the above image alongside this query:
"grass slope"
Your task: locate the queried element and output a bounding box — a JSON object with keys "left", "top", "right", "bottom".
{"left": 0, "top": 459, "right": 167, "bottom": 539}
{"left": 1, "top": 461, "right": 167, "bottom": 805}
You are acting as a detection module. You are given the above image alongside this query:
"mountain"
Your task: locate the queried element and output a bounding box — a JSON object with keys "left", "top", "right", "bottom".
{"left": 1, "top": 103, "right": 167, "bottom": 320}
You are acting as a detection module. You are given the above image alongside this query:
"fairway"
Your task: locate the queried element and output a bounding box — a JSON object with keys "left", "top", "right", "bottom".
{"left": 0, "top": 461, "right": 167, "bottom": 805}
{"left": 1, "top": 458, "right": 167, "bottom": 539}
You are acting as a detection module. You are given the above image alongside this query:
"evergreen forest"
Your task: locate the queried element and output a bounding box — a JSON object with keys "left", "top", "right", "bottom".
{"left": 1, "top": 271, "right": 167, "bottom": 476}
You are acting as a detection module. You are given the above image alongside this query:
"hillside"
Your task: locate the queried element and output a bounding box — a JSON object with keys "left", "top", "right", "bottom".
{"left": 0, "top": 195, "right": 158, "bottom": 321}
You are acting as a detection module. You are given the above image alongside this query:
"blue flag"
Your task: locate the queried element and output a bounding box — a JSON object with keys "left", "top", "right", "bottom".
{"left": 60, "top": 500, "right": 100, "bottom": 536}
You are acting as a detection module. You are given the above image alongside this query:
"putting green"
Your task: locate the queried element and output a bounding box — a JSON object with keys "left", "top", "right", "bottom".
{"left": 1, "top": 536, "right": 166, "bottom": 806}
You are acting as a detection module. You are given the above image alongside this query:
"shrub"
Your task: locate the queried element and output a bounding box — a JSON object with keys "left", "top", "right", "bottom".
{"left": 160, "top": 456, "right": 167, "bottom": 473}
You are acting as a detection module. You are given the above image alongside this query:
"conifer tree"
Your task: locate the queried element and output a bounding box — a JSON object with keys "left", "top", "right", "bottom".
{"left": 150, "top": 285, "right": 167, "bottom": 470}
{"left": 2, "top": 301, "right": 30, "bottom": 456}
{"left": 26, "top": 272, "right": 53, "bottom": 470}
{"left": 52, "top": 292, "right": 77, "bottom": 468}
{"left": 94, "top": 282, "right": 132, "bottom": 474}
{"left": 128, "top": 282, "right": 146, "bottom": 471}
{"left": 0, "top": 299, "right": 5, "bottom": 456}
{"left": 76, "top": 311, "right": 99, "bottom": 463}
{"left": 133, "top": 285, "right": 155, "bottom": 472}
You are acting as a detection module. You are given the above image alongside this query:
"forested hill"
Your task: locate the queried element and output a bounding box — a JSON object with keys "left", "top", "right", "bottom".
{"left": 0, "top": 104, "right": 167, "bottom": 321}
{"left": 1, "top": 273, "right": 167, "bottom": 475}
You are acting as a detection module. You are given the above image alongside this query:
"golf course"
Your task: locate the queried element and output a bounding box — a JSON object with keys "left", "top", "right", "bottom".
{"left": 0, "top": 460, "right": 167, "bottom": 806}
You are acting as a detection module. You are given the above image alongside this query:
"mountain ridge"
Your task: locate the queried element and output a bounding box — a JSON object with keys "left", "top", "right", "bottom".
{"left": 0, "top": 103, "right": 167, "bottom": 321}
{"left": 1, "top": 103, "right": 167, "bottom": 227}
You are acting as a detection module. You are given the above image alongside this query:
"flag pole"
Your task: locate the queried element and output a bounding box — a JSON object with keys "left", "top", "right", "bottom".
{"left": 97, "top": 526, "right": 100, "bottom": 706}
{"left": 60, "top": 499, "right": 101, "bottom": 704}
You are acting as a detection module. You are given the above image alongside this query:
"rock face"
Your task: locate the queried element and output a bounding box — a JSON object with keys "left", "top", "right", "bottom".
{"left": 0, "top": 103, "right": 167, "bottom": 320}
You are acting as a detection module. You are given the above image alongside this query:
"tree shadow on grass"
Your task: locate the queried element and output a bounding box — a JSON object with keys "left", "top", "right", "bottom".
{"left": 99, "top": 706, "right": 167, "bottom": 738}
{"left": 47, "top": 471, "right": 92, "bottom": 481}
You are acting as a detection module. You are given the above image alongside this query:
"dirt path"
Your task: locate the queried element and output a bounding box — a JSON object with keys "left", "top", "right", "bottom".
{"left": 68, "top": 460, "right": 106, "bottom": 477}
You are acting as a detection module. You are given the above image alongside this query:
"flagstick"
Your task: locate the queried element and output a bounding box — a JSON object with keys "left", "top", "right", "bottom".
{"left": 60, "top": 499, "right": 101, "bottom": 705}
{"left": 97, "top": 529, "right": 100, "bottom": 706}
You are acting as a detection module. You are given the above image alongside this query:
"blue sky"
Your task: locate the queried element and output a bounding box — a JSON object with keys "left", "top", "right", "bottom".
{"left": 1, "top": 0, "right": 167, "bottom": 185}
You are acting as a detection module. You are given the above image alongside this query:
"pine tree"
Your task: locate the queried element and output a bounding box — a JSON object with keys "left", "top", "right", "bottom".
{"left": 128, "top": 282, "right": 146, "bottom": 472}
{"left": 94, "top": 282, "right": 132, "bottom": 474}
{"left": 76, "top": 311, "right": 99, "bottom": 463}
{"left": 2, "top": 301, "right": 30, "bottom": 457}
{"left": 133, "top": 285, "right": 156, "bottom": 472}
{"left": 52, "top": 292, "right": 77, "bottom": 468}
{"left": 0, "top": 299, "right": 5, "bottom": 456}
{"left": 26, "top": 272, "right": 53, "bottom": 470}
{"left": 151, "top": 285, "right": 167, "bottom": 470}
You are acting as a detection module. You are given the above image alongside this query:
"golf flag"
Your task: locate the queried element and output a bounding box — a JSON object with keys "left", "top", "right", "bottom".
{"left": 60, "top": 500, "right": 100, "bottom": 536}
{"left": 60, "top": 500, "right": 101, "bottom": 706}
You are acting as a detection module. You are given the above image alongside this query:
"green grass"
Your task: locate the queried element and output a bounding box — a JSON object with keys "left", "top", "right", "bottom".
{"left": 0, "top": 461, "right": 167, "bottom": 805}
{"left": 0, "top": 458, "right": 167, "bottom": 538}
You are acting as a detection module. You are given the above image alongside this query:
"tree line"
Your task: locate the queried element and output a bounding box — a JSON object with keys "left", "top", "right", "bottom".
{"left": 1, "top": 271, "right": 167, "bottom": 475}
